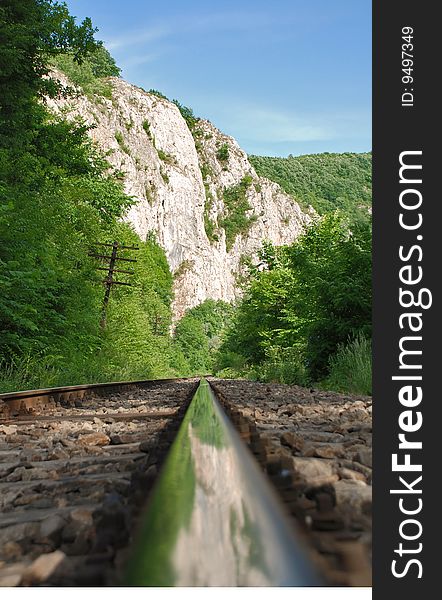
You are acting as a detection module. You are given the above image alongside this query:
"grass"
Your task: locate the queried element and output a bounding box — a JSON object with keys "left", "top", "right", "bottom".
{"left": 220, "top": 175, "right": 257, "bottom": 251}
{"left": 204, "top": 187, "right": 218, "bottom": 243}
{"left": 0, "top": 353, "right": 161, "bottom": 393}
{"left": 51, "top": 54, "right": 113, "bottom": 99}
{"left": 214, "top": 335, "right": 372, "bottom": 396}
{"left": 157, "top": 149, "right": 175, "bottom": 165}
{"left": 114, "top": 132, "right": 131, "bottom": 155}
{"left": 174, "top": 260, "right": 194, "bottom": 279}
{"left": 320, "top": 334, "right": 372, "bottom": 395}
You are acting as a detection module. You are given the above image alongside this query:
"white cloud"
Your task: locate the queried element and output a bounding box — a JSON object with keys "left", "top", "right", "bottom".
{"left": 105, "top": 10, "right": 292, "bottom": 52}
{"left": 118, "top": 52, "right": 163, "bottom": 69}
{"left": 106, "top": 25, "right": 170, "bottom": 51}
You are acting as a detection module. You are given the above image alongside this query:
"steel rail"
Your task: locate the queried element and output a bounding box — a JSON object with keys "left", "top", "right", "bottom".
{"left": 0, "top": 377, "right": 200, "bottom": 413}
{"left": 124, "top": 378, "right": 322, "bottom": 586}
{"left": 0, "top": 377, "right": 199, "bottom": 402}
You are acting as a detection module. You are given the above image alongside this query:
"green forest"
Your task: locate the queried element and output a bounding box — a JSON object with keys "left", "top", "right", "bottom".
{"left": 249, "top": 152, "right": 372, "bottom": 221}
{"left": 0, "top": 0, "right": 372, "bottom": 395}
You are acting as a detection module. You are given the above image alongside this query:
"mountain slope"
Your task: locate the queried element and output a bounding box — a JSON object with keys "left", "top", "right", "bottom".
{"left": 47, "top": 73, "right": 310, "bottom": 319}
{"left": 249, "top": 152, "right": 372, "bottom": 219}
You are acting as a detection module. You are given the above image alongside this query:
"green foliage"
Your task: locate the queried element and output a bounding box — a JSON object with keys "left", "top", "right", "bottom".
{"left": 204, "top": 210, "right": 218, "bottom": 243}
{"left": 144, "top": 182, "right": 156, "bottom": 205}
{"left": 0, "top": 0, "right": 98, "bottom": 148}
{"left": 203, "top": 185, "right": 218, "bottom": 244}
{"left": 114, "top": 131, "right": 131, "bottom": 155}
{"left": 0, "top": 0, "right": 183, "bottom": 391}
{"left": 217, "top": 214, "right": 372, "bottom": 385}
{"left": 216, "top": 143, "right": 229, "bottom": 162}
{"left": 157, "top": 148, "right": 175, "bottom": 165}
{"left": 172, "top": 99, "right": 199, "bottom": 131}
{"left": 86, "top": 45, "right": 120, "bottom": 77}
{"left": 200, "top": 162, "right": 213, "bottom": 181}
{"left": 249, "top": 152, "right": 372, "bottom": 221}
{"left": 320, "top": 334, "right": 372, "bottom": 395}
{"left": 247, "top": 348, "right": 310, "bottom": 386}
{"left": 174, "top": 300, "right": 234, "bottom": 375}
{"left": 174, "top": 259, "right": 194, "bottom": 279}
{"left": 142, "top": 119, "right": 152, "bottom": 138}
{"left": 148, "top": 89, "right": 168, "bottom": 100}
{"left": 51, "top": 44, "right": 120, "bottom": 99}
{"left": 220, "top": 176, "right": 257, "bottom": 250}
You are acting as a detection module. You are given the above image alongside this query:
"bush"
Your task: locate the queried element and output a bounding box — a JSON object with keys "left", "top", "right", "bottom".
{"left": 216, "top": 143, "right": 229, "bottom": 162}
{"left": 216, "top": 214, "right": 371, "bottom": 384}
{"left": 87, "top": 46, "right": 121, "bottom": 77}
{"left": 51, "top": 50, "right": 117, "bottom": 99}
{"left": 175, "top": 300, "right": 234, "bottom": 375}
{"left": 114, "top": 131, "right": 131, "bottom": 155}
{"left": 254, "top": 347, "right": 310, "bottom": 386}
{"left": 321, "top": 334, "right": 372, "bottom": 395}
{"left": 172, "top": 99, "right": 198, "bottom": 131}
{"left": 220, "top": 176, "right": 257, "bottom": 250}
{"left": 157, "top": 148, "right": 174, "bottom": 164}
{"left": 149, "top": 89, "right": 168, "bottom": 100}
{"left": 142, "top": 119, "right": 152, "bottom": 138}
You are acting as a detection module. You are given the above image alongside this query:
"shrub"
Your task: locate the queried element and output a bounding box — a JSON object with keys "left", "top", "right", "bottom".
{"left": 174, "top": 260, "right": 194, "bottom": 279}
{"left": 203, "top": 185, "right": 218, "bottom": 243}
{"left": 220, "top": 176, "right": 257, "bottom": 250}
{"left": 114, "top": 131, "right": 131, "bottom": 155}
{"left": 142, "top": 119, "right": 152, "bottom": 138}
{"left": 87, "top": 46, "right": 121, "bottom": 77}
{"left": 254, "top": 348, "right": 310, "bottom": 386}
{"left": 200, "top": 162, "right": 213, "bottom": 182}
{"left": 321, "top": 334, "right": 372, "bottom": 395}
{"left": 149, "top": 89, "right": 168, "bottom": 100}
{"left": 172, "top": 99, "right": 198, "bottom": 131}
{"left": 175, "top": 300, "right": 235, "bottom": 375}
{"left": 216, "top": 215, "right": 371, "bottom": 384}
{"left": 157, "top": 148, "right": 175, "bottom": 164}
{"left": 51, "top": 49, "right": 117, "bottom": 99}
{"left": 216, "top": 143, "right": 229, "bottom": 162}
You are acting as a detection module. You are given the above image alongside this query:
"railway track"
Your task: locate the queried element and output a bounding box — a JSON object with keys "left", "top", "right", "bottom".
{"left": 211, "top": 378, "right": 372, "bottom": 586}
{"left": 0, "top": 377, "right": 371, "bottom": 587}
{"left": 0, "top": 378, "right": 199, "bottom": 586}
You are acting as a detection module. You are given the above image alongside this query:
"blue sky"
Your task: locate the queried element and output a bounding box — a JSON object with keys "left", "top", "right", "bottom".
{"left": 67, "top": 0, "right": 371, "bottom": 157}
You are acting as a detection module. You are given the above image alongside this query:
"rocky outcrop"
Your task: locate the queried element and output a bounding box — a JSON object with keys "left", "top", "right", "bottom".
{"left": 47, "top": 74, "right": 310, "bottom": 319}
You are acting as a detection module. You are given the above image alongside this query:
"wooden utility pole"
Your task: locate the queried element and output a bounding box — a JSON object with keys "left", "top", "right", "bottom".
{"left": 88, "top": 242, "right": 139, "bottom": 328}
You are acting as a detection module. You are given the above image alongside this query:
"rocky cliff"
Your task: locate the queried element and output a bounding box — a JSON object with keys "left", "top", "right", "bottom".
{"left": 48, "top": 74, "right": 310, "bottom": 319}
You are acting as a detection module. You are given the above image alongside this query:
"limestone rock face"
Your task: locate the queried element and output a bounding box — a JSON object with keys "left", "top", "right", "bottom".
{"left": 47, "top": 74, "right": 310, "bottom": 319}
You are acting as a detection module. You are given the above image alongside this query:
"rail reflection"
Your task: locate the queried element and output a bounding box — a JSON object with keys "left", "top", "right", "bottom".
{"left": 125, "top": 379, "right": 321, "bottom": 586}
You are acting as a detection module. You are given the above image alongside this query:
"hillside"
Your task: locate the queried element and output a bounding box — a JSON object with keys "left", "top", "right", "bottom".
{"left": 47, "top": 70, "right": 310, "bottom": 320}
{"left": 249, "top": 152, "right": 372, "bottom": 219}
{"left": 0, "top": 1, "right": 371, "bottom": 393}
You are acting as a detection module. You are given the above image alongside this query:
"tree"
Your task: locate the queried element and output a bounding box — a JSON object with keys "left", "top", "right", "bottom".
{"left": 0, "top": 0, "right": 98, "bottom": 145}
{"left": 174, "top": 300, "right": 234, "bottom": 374}
{"left": 218, "top": 214, "right": 372, "bottom": 381}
